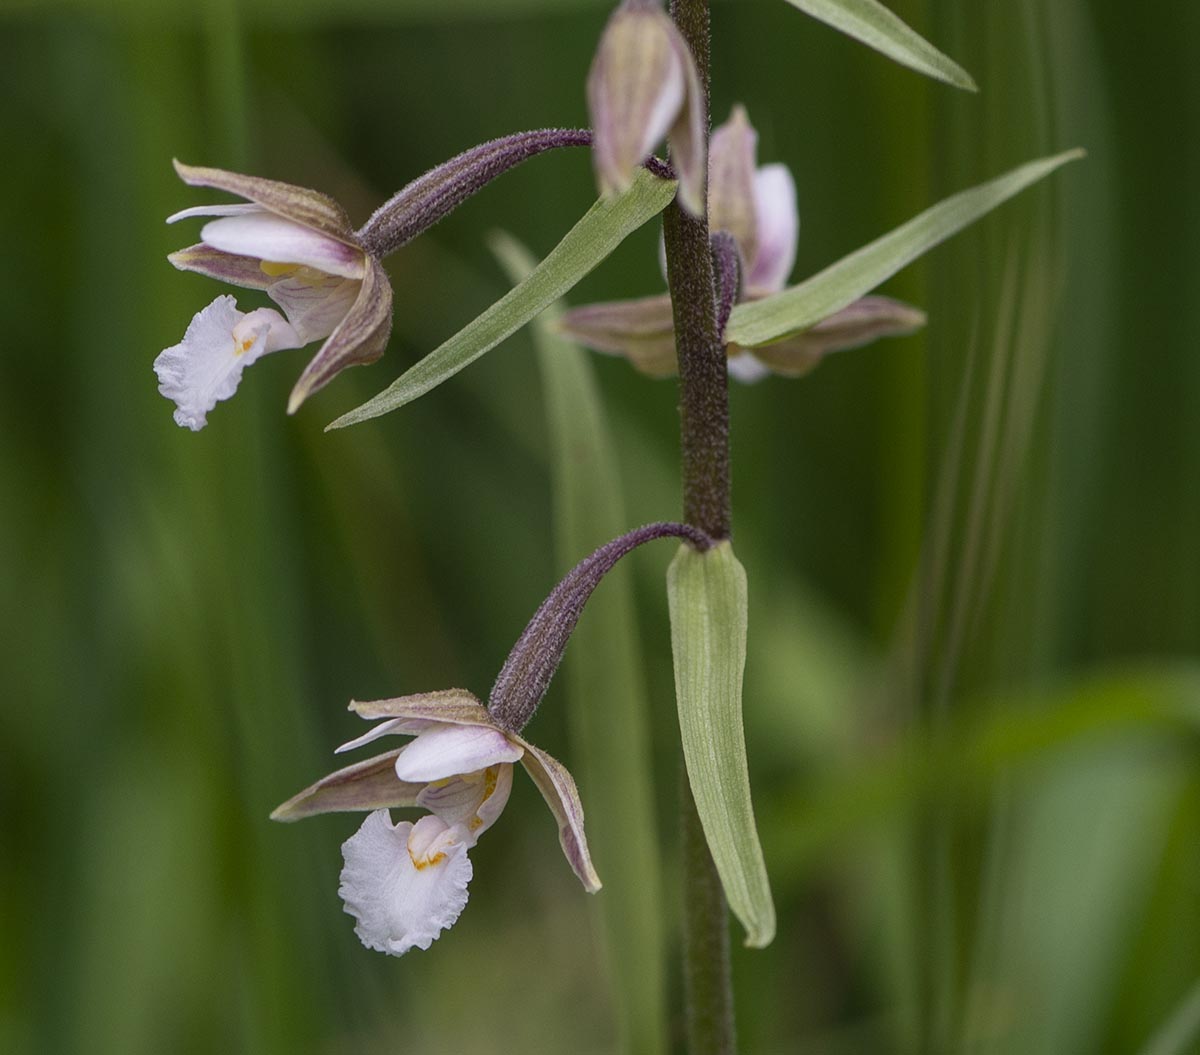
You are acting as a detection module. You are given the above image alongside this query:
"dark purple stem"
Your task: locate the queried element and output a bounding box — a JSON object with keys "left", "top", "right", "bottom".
{"left": 712, "top": 231, "right": 741, "bottom": 338}
{"left": 357, "top": 127, "right": 674, "bottom": 257}
{"left": 487, "top": 522, "right": 711, "bottom": 732}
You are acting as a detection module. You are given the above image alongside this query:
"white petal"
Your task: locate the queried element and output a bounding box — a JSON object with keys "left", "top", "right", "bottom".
{"left": 393, "top": 723, "right": 524, "bottom": 783}
{"left": 727, "top": 352, "right": 771, "bottom": 384}
{"left": 201, "top": 212, "right": 366, "bottom": 280}
{"left": 417, "top": 763, "right": 513, "bottom": 845}
{"left": 267, "top": 272, "right": 361, "bottom": 345}
{"left": 154, "top": 296, "right": 300, "bottom": 431}
{"left": 335, "top": 717, "right": 435, "bottom": 755}
{"left": 746, "top": 164, "right": 798, "bottom": 296}
{"left": 339, "top": 811, "right": 473, "bottom": 956}
{"left": 167, "top": 203, "right": 266, "bottom": 224}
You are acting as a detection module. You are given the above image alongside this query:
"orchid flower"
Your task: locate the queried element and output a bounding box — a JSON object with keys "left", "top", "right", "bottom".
{"left": 559, "top": 104, "right": 926, "bottom": 381}
{"left": 587, "top": 0, "right": 705, "bottom": 216}
{"left": 272, "top": 689, "right": 598, "bottom": 956}
{"left": 156, "top": 161, "right": 392, "bottom": 430}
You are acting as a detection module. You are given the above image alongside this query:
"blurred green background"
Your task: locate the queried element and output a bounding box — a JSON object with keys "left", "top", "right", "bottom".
{"left": 2, "top": 0, "right": 1198, "bottom": 1052}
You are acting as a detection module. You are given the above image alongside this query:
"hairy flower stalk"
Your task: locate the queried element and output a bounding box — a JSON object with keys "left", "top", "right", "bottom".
{"left": 488, "top": 521, "right": 711, "bottom": 732}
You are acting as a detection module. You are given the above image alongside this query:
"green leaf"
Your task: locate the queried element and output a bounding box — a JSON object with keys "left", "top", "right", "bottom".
{"left": 329, "top": 169, "right": 677, "bottom": 429}
{"left": 780, "top": 0, "right": 976, "bottom": 90}
{"left": 667, "top": 541, "right": 775, "bottom": 948}
{"left": 492, "top": 233, "right": 668, "bottom": 1055}
{"left": 725, "top": 149, "right": 1085, "bottom": 349}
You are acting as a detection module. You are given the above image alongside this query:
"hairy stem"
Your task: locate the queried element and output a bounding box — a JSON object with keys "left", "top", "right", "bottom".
{"left": 663, "top": 4, "right": 730, "bottom": 541}
{"left": 663, "top": 0, "right": 737, "bottom": 1052}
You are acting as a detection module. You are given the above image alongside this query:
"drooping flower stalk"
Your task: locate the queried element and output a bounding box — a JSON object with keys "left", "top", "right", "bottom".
{"left": 488, "top": 521, "right": 711, "bottom": 732}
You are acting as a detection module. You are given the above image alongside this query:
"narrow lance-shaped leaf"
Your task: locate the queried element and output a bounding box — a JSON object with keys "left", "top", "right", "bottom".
{"left": 329, "top": 168, "right": 677, "bottom": 429}
{"left": 667, "top": 541, "right": 775, "bottom": 948}
{"left": 492, "top": 232, "right": 668, "bottom": 1055}
{"left": 726, "top": 149, "right": 1084, "bottom": 349}
{"left": 779, "top": 0, "right": 976, "bottom": 91}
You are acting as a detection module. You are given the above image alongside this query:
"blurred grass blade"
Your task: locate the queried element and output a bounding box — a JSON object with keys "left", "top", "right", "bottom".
{"left": 329, "top": 169, "right": 677, "bottom": 429}
{"left": 1139, "top": 979, "right": 1200, "bottom": 1055}
{"left": 779, "top": 0, "right": 976, "bottom": 90}
{"left": 667, "top": 542, "right": 775, "bottom": 948}
{"left": 492, "top": 232, "right": 667, "bottom": 1055}
{"left": 725, "top": 149, "right": 1084, "bottom": 348}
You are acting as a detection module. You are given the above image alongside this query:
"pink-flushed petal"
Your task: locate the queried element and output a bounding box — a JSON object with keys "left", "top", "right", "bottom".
{"left": 167, "top": 203, "right": 265, "bottom": 224}
{"left": 417, "top": 762, "right": 513, "bottom": 845}
{"left": 708, "top": 105, "right": 759, "bottom": 267}
{"left": 744, "top": 295, "right": 927, "bottom": 377}
{"left": 168, "top": 244, "right": 272, "bottom": 291}
{"left": 153, "top": 296, "right": 303, "bottom": 431}
{"left": 348, "top": 689, "right": 490, "bottom": 726}
{"left": 558, "top": 294, "right": 679, "bottom": 377}
{"left": 335, "top": 717, "right": 436, "bottom": 755}
{"left": 287, "top": 256, "right": 393, "bottom": 413}
{"left": 394, "top": 724, "right": 524, "bottom": 784}
{"left": 200, "top": 212, "right": 366, "bottom": 280}
{"left": 587, "top": 0, "right": 686, "bottom": 198}
{"left": 746, "top": 164, "right": 798, "bottom": 295}
{"left": 667, "top": 27, "right": 707, "bottom": 217}
{"left": 515, "top": 736, "right": 601, "bottom": 892}
{"left": 173, "top": 159, "right": 357, "bottom": 245}
{"left": 339, "top": 811, "right": 473, "bottom": 956}
{"left": 266, "top": 271, "right": 360, "bottom": 346}
{"left": 269, "top": 749, "right": 424, "bottom": 821}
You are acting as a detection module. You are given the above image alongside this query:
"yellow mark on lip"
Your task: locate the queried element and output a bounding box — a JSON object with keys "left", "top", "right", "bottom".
{"left": 234, "top": 335, "right": 256, "bottom": 357}
{"left": 469, "top": 767, "right": 501, "bottom": 830}
{"left": 410, "top": 849, "right": 447, "bottom": 871}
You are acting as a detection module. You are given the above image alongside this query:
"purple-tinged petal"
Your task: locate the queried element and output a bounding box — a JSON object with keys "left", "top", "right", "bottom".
{"left": 266, "top": 271, "right": 360, "bottom": 346}
{"left": 200, "top": 212, "right": 366, "bottom": 280}
{"left": 168, "top": 244, "right": 272, "bottom": 291}
{"left": 394, "top": 724, "right": 524, "bottom": 783}
{"left": 173, "top": 159, "right": 357, "bottom": 245}
{"left": 349, "top": 689, "right": 491, "bottom": 727}
{"left": 288, "top": 256, "right": 393, "bottom": 413}
{"left": 515, "top": 737, "right": 601, "bottom": 892}
{"left": 587, "top": 0, "right": 686, "bottom": 200}
{"left": 558, "top": 294, "right": 678, "bottom": 377}
{"left": 269, "top": 749, "right": 424, "bottom": 821}
{"left": 743, "top": 295, "right": 926, "bottom": 377}
{"left": 335, "top": 717, "right": 435, "bottom": 755}
{"left": 167, "top": 203, "right": 265, "bottom": 224}
{"left": 339, "top": 811, "right": 473, "bottom": 956}
{"left": 666, "top": 28, "right": 706, "bottom": 217}
{"left": 746, "top": 164, "right": 798, "bottom": 295}
{"left": 417, "top": 763, "right": 513, "bottom": 845}
{"left": 708, "top": 105, "right": 759, "bottom": 267}
{"left": 153, "top": 296, "right": 302, "bottom": 431}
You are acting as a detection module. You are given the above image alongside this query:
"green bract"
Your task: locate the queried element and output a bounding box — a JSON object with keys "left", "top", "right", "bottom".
{"left": 667, "top": 541, "right": 775, "bottom": 948}
{"left": 330, "top": 168, "right": 678, "bottom": 429}
{"left": 780, "top": 0, "right": 976, "bottom": 91}
{"left": 725, "top": 149, "right": 1085, "bottom": 349}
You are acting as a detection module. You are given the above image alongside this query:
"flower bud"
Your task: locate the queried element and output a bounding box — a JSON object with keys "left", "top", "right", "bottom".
{"left": 587, "top": 0, "right": 705, "bottom": 216}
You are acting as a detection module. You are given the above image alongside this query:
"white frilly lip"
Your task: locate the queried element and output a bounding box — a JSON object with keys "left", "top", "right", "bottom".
{"left": 339, "top": 811, "right": 474, "bottom": 956}
{"left": 153, "top": 296, "right": 303, "bottom": 431}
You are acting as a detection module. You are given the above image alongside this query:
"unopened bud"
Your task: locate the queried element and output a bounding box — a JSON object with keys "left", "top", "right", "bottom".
{"left": 587, "top": 0, "right": 705, "bottom": 216}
